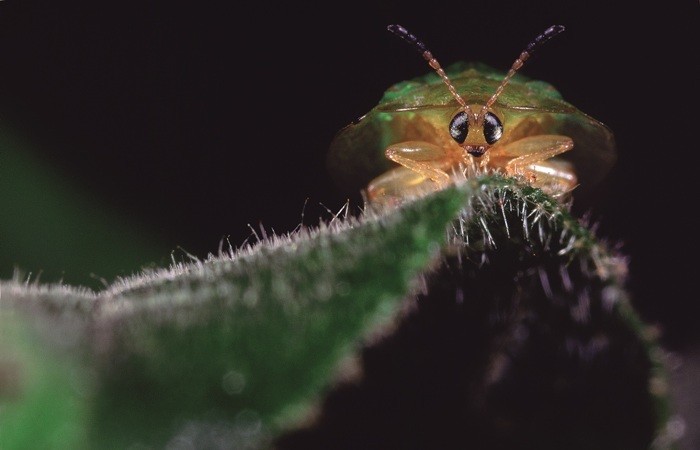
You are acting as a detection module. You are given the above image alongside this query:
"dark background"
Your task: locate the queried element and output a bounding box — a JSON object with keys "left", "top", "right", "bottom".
{"left": 0, "top": 1, "right": 697, "bottom": 350}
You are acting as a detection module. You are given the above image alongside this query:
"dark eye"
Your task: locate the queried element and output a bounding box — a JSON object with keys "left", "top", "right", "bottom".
{"left": 449, "top": 111, "right": 469, "bottom": 144}
{"left": 483, "top": 112, "right": 503, "bottom": 145}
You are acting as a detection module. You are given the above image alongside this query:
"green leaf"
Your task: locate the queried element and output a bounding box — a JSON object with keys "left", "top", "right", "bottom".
{"left": 1, "top": 176, "right": 675, "bottom": 449}
{"left": 276, "top": 176, "right": 675, "bottom": 450}
{"left": 0, "top": 299, "right": 91, "bottom": 449}
{"left": 1, "top": 184, "right": 469, "bottom": 449}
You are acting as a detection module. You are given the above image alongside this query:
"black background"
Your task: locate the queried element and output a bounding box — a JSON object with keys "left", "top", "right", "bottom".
{"left": 0, "top": 1, "right": 697, "bottom": 347}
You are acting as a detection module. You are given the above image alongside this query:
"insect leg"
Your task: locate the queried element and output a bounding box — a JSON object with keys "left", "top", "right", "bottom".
{"left": 490, "top": 134, "right": 573, "bottom": 173}
{"left": 365, "top": 166, "right": 435, "bottom": 207}
{"left": 525, "top": 159, "right": 578, "bottom": 194}
{"left": 385, "top": 141, "right": 452, "bottom": 188}
{"left": 489, "top": 134, "right": 575, "bottom": 191}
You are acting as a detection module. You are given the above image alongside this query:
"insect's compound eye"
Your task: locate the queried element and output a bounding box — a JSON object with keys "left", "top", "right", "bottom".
{"left": 483, "top": 112, "right": 503, "bottom": 145}
{"left": 449, "top": 111, "right": 469, "bottom": 144}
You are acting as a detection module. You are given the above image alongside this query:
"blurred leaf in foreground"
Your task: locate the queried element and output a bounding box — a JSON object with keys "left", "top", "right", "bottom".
{"left": 0, "top": 126, "right": 168, "bottom": 287}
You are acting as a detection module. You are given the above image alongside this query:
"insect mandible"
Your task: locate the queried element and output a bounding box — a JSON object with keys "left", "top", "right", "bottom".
{"left": 327, "top": 24, "right": 616, "bottom": 206}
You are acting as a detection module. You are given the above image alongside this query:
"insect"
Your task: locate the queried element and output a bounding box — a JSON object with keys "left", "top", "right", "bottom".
{"left": 327, "top": 25, "right": 616, "bottom": 206}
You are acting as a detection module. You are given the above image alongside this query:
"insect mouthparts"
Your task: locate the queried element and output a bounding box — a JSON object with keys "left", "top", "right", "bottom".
{"left": 466, "top": 145, "right": 487, "bottom": 157}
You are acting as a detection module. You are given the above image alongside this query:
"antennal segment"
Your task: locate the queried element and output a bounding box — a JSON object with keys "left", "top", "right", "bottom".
{"left": 483, "top": 25, "right": 565, "bottom": 112}
{"left": 388, "top": 24, "right": 472, "bottom": 115}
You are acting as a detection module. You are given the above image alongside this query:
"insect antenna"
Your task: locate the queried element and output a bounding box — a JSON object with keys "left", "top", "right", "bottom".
{"left": 483, "top": 25, "right": 566, "bottom": 112}
{"left": 387, "top": 24, "right": 472, "bottom": 116}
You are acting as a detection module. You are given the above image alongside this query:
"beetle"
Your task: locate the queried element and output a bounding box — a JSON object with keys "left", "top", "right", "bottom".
{"left": 327, "top": 24, "right": 616, "bottom": 206}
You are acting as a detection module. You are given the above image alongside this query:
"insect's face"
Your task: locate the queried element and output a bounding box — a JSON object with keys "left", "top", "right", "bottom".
{"left": 448, "top": 106, "right": 504, "bottom": 157}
